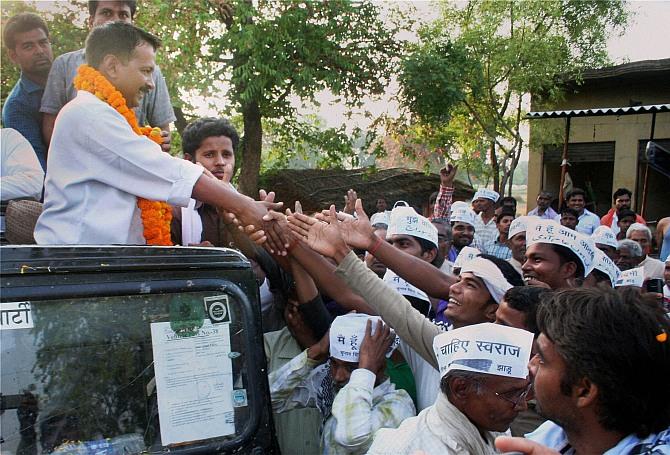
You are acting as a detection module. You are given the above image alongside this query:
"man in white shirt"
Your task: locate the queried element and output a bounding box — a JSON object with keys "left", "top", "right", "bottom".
{"left": 1, "top": 128, "right": 44, "bottom": 202}
{"left": 564, "top": 188, "right": 600, "bottom": 235}
{"left": 35, "top": 22, "right": 281, "bottom": 247}
{"left": 626, "top": 223, "right": 664, "bottom": 279}
{"left": 368, "top": 323, "right": 534, "bottom": 455}
{"left": 472, "top": 188, "right": 500, "bottom": 250}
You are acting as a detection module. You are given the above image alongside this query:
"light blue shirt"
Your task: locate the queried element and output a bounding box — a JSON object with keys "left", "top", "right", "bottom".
{"left": 527, "top": 421, "right": 670, "bottom": 454}
{"left": 576, "top": 208, "right": 601, "bottom": 235}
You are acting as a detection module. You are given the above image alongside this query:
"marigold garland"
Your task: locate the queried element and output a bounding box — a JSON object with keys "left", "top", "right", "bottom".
{"left": 74, "top": 64, "right": 172, "bottom": 246}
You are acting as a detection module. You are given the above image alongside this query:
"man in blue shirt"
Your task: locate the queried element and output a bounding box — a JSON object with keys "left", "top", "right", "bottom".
{"left": 2, "top": 13, "right": 53, "bottom": 171}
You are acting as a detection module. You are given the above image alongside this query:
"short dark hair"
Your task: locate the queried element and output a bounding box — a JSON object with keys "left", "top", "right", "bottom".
{"left": 477, "top": 253, "right": 524, "bottom": 287}
{"left": 416, "top": 237, "right": 440, "bottom": 267}
{"left": 550, "top": 244, "right": 584, "bottom": 278}
{"left": 565, "top": 188, "right": 586, "bottom": 201}
{"left": 612, "top": 187, "right": 632, "bottom": 201}
{"left": 537, "top": 287, "right": 670, "bottom": 437}
{"left": 500, "top": 196, "right": 517, "bottom": 207}
{"left": 85, "top": 21, "right": 161, "bottom": 69}
{"left": 496, "top": 208, "right": 515, "bottom": 223}
{"left": 3, "top": 12, "right": 49, "bottom": 50}
{"left": 503, "top": 286, "right": 550, "bottom": 336}
{"left": 560, "top": 207, "right": 579, "bottom": 218}
{"left": 182, "top": 117, "right": 240, "bottom": 160}
{"left": 616, "top": 208, "right": 636, "bottom": 220}
{"left": 88, "top": 1, "right": 137, "bottom": 19}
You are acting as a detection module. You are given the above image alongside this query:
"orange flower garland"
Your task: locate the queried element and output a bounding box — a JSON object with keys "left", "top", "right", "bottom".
{"left": 73, "top": 64, "right": 172, "bottom": 246}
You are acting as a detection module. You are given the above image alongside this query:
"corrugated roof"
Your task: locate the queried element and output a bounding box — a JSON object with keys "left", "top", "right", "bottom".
{"left": 526, "top": 104, "right": 670, "bottom": 119}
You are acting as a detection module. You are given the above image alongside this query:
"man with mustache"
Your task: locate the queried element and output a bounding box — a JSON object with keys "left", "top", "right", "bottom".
{"left": 2, "top": 13, "right": 54, "bottom": 171}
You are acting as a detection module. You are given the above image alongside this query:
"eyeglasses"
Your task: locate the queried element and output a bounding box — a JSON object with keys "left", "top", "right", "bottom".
{"left": 477, "top": 381, "right": 533, "bottom": 408}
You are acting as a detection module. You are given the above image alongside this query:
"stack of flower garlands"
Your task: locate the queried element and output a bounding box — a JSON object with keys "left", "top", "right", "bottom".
{"left": 74, "top": 64, "right": 172, "bottom": 245}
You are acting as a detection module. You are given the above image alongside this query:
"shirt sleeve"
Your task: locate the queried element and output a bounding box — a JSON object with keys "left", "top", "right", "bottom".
{"left": 73, "top": 104, "right": 202, "bottom": 207}
{"left": 335, "top": 251, "right": 441, "bottom": 368}
{"left": 40, "top": 56, "right": 68, "bottom": 115}
{"left": 268, "top": 349, "right": 322, "bottom": 413}
{"left": 144, "top": 66, "right": 176, "bottom": 127}
{"left": 1, "top": 97, "right": 47, "bottom": 171}
{"left": 431, "top": 185, "right": 454, "bottom": 220}
{"left": 331, "top": 370, "right": 415, "bottom": 452}
{"left": 0, "top": 129, "right": 44, "bottom": 201}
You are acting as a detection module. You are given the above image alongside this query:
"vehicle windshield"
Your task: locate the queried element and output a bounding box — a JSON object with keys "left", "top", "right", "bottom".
{"left": 1, "top": 291, "right": 252, "bottom": 454}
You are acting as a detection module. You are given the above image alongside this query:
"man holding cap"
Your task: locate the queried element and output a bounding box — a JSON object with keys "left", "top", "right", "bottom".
{"left": 269, "top": 314, "right": 415, "bottom": 454}
{"left": 368, "top": 323, "right": 534, "bottom": 454}
{"left": 522, "top": 219, "right": 595, "bottom": 289}
{"left": 472, "top": 188, "right": 500, "bottom": 251}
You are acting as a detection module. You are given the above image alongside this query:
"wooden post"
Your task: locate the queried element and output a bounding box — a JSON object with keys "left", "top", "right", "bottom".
{"left": 557, "top": 116, "right": 571, "bottom": 210}
{"left": 640, "top": 112, "right": 656, "bottom": 218}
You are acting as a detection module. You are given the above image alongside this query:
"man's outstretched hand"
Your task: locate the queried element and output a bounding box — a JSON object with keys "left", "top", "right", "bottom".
{"left": 287, "top": 204, "right": 349, "bottom": 261}
{"left": 495, "top": 437, "right": 560, "bottom": 455}
{"left": 316, "top": 199, "right": 376, "bottom": 251}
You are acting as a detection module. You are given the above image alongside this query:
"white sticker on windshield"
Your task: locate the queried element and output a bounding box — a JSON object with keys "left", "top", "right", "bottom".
{"left": 151, "top": 319, "right": 235, "bottom": 445}
{"left": 0, "top": 302, "right": 34, "bottom": 330}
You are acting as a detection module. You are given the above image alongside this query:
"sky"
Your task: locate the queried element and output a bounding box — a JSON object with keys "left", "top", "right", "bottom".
{"left": 309, "top": 0, "right": 670, "bottom": 131}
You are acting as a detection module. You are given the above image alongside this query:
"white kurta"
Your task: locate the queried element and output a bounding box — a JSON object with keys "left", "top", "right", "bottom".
{"left": 35, "top": 91, "right": 203, "bottom": 245}
{"left": 368, "top": 393, "right": 505, "bottom": 455}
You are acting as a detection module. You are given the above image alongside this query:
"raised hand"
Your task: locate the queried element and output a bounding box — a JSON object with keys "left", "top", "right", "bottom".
{"left": 307, "top": 329, "right": 330, "bottom": 363}
{"left": 315, "top": 199, "right": 375, "bottom": 251}
{"left": 288, "top": 204, "right": 348, "bottom": 259}
{"left": 439, "top": 162, "right": 458, "bottom": 187}
{"left": 343, "top": 188, "right": 358, "bottom": 215}
{"left": 284, "top": 299, "right": 317, "bottom": 349}
{"left": 358, "top": 319, "right": 394, "bottom": 374}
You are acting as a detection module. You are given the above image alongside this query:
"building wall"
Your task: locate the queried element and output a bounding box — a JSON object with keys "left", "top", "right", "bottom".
{"left": 527, "top": 74, "right": 670, "bottom": 220}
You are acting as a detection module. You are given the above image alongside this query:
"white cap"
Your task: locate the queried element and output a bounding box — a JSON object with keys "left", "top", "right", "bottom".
{"left": 450, "top": 202, "right": 476, "bottom": 227}
{"left": 453, "top": 246, "right": 481, "bottom": 269}
{"left": 526, "top": 219, "right": 596, "bottom": 274}
{"left": 473, "top": 188, "right": 500, "bottom": 203}
{"left": 433, "top": 323, "right": 534, "bottom": 379}
{"left": 370, "top": 211, "right": 389, "bottom": 227}
{"left": 329, "top": 313, "right": 399, "bottom": 362}
{"left": 509, "top": 216, "right": 531, "bottom": 240}
{"left": 461, "top": 257, "right": 514, "bottom": 304}
{"left": 383, "top": 269, "right": 429, "bottom": 302}
{"left": 591, "top": 226, "right": 618, "bottom": 249}
{"left": 387, "top": 201, "right": 438, "bottom": 249}
{"left": 589, "top": 249, "right": 620, "bottom": 286}
{"left": 614, "top": 267, "right": 645, "bottom": 288}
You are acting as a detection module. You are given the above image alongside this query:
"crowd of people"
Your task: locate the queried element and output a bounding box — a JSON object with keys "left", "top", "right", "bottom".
{"left": 1, "top": 2, "right": 670, "bottom": 455}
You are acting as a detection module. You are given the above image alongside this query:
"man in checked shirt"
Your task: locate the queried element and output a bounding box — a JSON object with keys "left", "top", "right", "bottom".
{"left": 268, "top": 314, "right": 415, "bottom": 454}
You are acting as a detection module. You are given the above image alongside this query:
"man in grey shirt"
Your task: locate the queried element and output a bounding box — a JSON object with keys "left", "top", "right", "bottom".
{"left": 40, "top": 1, "right": 175, "bottom": 152}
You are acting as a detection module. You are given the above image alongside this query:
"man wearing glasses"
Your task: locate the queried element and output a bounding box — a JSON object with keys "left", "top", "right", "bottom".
{"left": 368, "top": 323, "right": 534, "bottom": 454}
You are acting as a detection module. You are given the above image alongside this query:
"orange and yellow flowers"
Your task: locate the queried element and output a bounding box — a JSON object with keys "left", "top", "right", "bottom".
{"left": 74, "top": 64, "right": 173, "bottom": 246}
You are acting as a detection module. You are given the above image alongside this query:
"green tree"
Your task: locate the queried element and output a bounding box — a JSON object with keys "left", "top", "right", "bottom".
{"left": 1, "top": 1, "right": 87, "bottom": 106}
{"left": 138, "top": 0, "right": 400, "bottom": 195}
{"left": 2, "top": 1, "right": 401, "bottom": 195}
{"left": 395, "top": 0, "right": 628, "bottom": 195}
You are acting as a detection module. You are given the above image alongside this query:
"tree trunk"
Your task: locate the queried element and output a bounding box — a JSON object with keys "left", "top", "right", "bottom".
{"left": 238, "top": 101, "right": 263, "bottom": 196}
{"left": 489, "top": 140, "right": 500, "bottom": 193}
